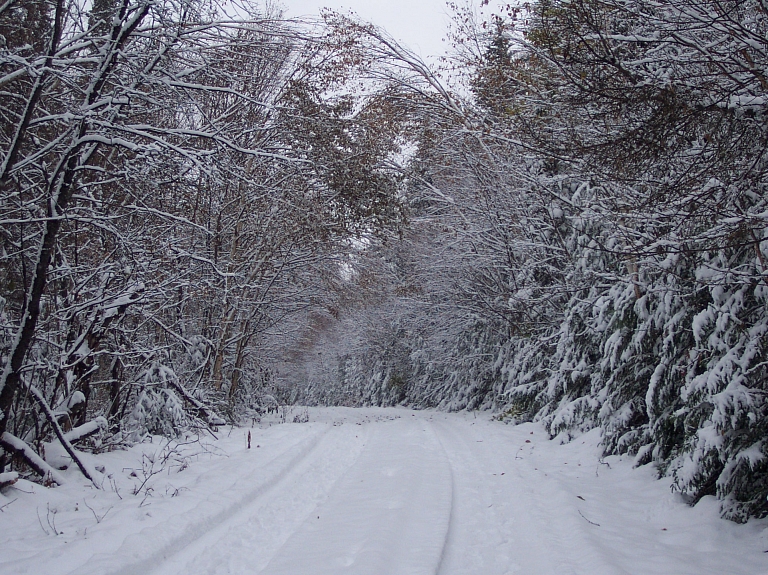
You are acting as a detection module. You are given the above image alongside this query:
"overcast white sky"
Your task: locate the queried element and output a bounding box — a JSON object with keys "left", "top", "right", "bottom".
{"left": 281, "top": 0, "right": 453, "bottom": 60}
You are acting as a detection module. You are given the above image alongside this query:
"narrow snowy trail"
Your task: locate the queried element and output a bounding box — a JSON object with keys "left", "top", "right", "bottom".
{"left": 1, "top": 407, "right": 766, "bottom": 575}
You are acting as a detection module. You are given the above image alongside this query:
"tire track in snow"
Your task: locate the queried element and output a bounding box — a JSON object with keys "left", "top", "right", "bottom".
{"left": 432, "top": 421, "right": 456, "bottom": 575}
{"left": 146, "top": 422, "right": 372, "bottom": 575}
{"left": 430, "top": 417, "right": 561, "bottom": 575}
{"left": 258, "top": 417, "right": 454, "bottom": 575}
{"left": 86, "top": 425, "right": 332, "bottom": 575}
{"left": 432, "top": 416, "right": 628, "bottom": 575}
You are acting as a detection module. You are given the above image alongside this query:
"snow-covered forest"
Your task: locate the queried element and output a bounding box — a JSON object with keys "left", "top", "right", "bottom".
{"left": 1, "top": 0, "right": 767, "bottom": 533}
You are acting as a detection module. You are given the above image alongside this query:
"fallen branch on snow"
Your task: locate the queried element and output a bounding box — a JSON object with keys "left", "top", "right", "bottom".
{"left": 0, "top": 470, "right": 19, "bottom": 489}
{"left": 0, "top": 433, "right": 66, "bottom": 486}
{"left": 64, "top": 417, "right": 108, "bottom": 445}
{"left": 26, "top": 385, "right": 101, "bottom": 488}
{"left": 167, "top": 378, "right": 226, "bottom": 427}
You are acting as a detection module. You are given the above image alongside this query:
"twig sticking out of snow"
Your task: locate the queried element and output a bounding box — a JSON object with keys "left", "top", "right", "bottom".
{"left": 578, "top": 509, "right": 601, "bottom": 527}
{"left": 36, "top": 503, "right": 60, "bottom": 535}
{"left": 36, "top": 508, "right": 50, "bottom": 536}
{"left": 83, "top": 497, "right": 112, "bottom": 523}
{"left": 0, "top": 497, "right": 17, "bottom": 512}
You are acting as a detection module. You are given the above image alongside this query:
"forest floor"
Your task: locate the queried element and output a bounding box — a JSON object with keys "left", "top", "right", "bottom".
{"left": 1, "top": 407, "right": 766, "bottom": 575}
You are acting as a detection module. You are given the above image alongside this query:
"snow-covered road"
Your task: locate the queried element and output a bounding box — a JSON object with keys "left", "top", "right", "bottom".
{"left": 1, "top": 408, "right": 766, "bottom": 575}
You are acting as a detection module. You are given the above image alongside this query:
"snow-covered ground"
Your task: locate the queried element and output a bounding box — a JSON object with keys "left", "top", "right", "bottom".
{"left": 1, "top": 407, "right": 766, "bottom": 575}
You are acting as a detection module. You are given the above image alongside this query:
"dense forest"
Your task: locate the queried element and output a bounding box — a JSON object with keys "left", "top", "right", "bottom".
{"left": 1, "top": 0, "right": 766, "bottom": 523}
